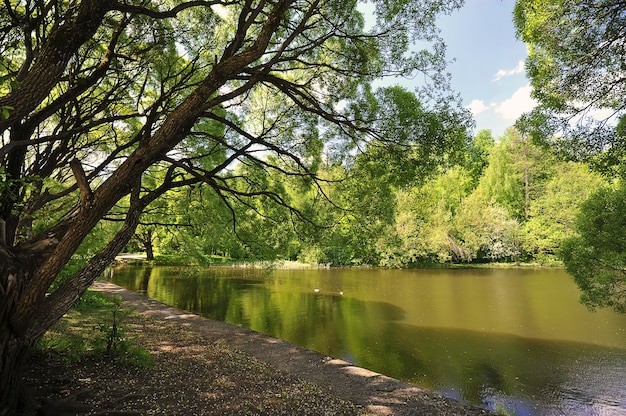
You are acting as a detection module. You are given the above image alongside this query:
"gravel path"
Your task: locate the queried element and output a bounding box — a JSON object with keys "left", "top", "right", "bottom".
{"left": 92, "top": 280, "right": 495, "bottom": 416}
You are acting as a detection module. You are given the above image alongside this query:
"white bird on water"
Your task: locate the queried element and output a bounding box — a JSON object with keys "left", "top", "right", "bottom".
{"left": 313, "top": 288, "right": 344, "bottom": 296}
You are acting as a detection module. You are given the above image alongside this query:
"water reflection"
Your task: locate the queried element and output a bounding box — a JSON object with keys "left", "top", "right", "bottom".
{"left": 109, "top": 265, "right": 626, "bottom": 415}
{"left": 363, "top": 323, "right": 626, "bottom": 415}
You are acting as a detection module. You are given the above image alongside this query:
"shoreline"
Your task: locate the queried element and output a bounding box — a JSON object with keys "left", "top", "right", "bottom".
{"left": 92, "top": 280, "right": 495, "bottom": 416}
{"left": 114, "top": 253, "right": 563, "bottom": 270}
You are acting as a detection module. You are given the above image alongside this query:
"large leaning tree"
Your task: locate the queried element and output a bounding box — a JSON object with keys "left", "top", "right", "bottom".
{"left": 514, "top": 0, "right": 626, "bottom": 312}
{"left": 0, "top": 0, "right": 469, "bottom": 413}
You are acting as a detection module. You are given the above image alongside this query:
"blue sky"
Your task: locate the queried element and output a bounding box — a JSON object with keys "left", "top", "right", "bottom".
{"left": 437, "top": 0, "right": 534, "bottom": 138}
{"left": 363, "top": 0, "right": 534, "bottom": 139}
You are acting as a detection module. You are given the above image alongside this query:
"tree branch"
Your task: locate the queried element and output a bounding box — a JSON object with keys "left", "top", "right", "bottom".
{"left": 112, "top": 1, "right": 225, "bottom": 19}
{"left": 70, "top": 159, "right": 93, "bottom": 209}
{"left": 0, "top": 0, "right": 113, "bottom": 133}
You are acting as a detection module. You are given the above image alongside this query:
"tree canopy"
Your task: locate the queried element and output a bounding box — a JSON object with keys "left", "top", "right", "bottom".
{"left": 513, "top": 0, "right": 626, "bottom": 172}
{"left": 0, "top": 0, "right": 471, "bottom": 412}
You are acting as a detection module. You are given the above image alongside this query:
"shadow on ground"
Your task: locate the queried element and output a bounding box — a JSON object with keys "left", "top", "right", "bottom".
{"left": 93, "top": 280, "right": 495, "bottom": 416}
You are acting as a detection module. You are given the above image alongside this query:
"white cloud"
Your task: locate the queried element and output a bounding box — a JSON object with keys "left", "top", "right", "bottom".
{"left": 466, "top": 99, "right": 489, "bottom": 115}
{"left": 492, "top": 60, "right": 525, "bottom": 82}
{"left": 494, "top": 85, "right": 537, "bottom": 120}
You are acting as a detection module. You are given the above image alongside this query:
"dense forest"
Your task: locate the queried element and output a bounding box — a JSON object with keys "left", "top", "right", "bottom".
{"left": 112, "top": 125, "right": 604, "bottom": 267}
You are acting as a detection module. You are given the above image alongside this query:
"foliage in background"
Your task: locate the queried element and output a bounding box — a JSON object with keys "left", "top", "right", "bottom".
{"left": 139, "top": 128, "right": 605, "bottom": 267}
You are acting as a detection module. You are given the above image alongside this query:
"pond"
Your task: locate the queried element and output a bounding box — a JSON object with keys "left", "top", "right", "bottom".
{"left": 108, "top": 265, "right": 626, "bottom": 415}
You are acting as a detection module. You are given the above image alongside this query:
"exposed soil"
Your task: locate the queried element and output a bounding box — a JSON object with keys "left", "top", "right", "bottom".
{"left": 24, "top": 281, "right": 496, "bottom": 416}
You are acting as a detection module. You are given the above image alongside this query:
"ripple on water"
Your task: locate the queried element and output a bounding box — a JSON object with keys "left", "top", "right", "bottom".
{"left": 476, "top": 349, "right": 626, "bottom": 416}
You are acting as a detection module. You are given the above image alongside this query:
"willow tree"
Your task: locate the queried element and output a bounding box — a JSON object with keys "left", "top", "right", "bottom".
{"left": 0, "top": 0, "right": 469, "bottom": 412}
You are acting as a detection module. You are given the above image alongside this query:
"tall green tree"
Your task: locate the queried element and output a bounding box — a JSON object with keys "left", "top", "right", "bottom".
{"left": 0, "top": 1, "right": 468, "bottom": 411}
{"left": 473, "top": 128, "right": 550, "bottom": 221}
{"left": 465, "top": 129, "right": 494, "bottom": 187}
{"left": 473, "top": 130, "right": 525, "bottom": 220}
{"left": 523, "top": 162, "right": 604, "bottom": 262}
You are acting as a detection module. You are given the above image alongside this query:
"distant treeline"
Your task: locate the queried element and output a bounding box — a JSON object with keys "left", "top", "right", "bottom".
{"left": 103, "top": 127, "right": 605, "bottom": 267}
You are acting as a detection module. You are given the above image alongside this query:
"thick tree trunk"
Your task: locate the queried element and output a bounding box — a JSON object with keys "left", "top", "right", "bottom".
{"left": 0, "top": 331, "right": 34, "bottom": 416}
{"left": 0, "top": 249, "right": 38, "bottom": 416}
{"left": 0, "top": 2, "right": 293, "bottom": 413}
{"left": 0, "top": 205, "right": 143, "bottom": 414}
{"left": 145, "top": 239, "right": 155, "bottom": 261}
{"left": 137, "top": 230, "right": 155, "bottom": 261}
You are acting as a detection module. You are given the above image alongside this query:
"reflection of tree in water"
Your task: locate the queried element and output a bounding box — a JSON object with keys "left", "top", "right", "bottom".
{"left": 109, "top": 266, "right": 626, "bottom": 415}
{"left": 139, "top": 266, "right": 153, "bottom": 295}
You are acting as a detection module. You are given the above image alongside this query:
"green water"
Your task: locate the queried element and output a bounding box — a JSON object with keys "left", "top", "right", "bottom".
{"left": 108, "top": 266, "right": 626, "bottom": 415}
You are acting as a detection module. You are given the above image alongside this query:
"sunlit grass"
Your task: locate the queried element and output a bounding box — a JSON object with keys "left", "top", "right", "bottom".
{"left": 37, "top": 290, "right": 153, "bottom": 368}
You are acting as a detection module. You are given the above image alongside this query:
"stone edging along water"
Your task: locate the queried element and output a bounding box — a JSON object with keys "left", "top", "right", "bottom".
{"left": 92, "top": 280, "right": 495, "bottom": 416}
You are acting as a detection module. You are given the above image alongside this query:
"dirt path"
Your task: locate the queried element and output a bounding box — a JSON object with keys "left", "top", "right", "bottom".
{"left": 92, "top": 280, "right": 495, "bottom": 416}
